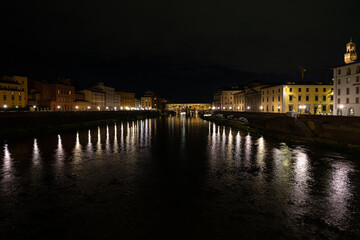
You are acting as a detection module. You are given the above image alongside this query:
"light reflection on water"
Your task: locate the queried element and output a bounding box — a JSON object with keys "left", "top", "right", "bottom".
{"left": 0, "top": 117, "right": 359, "bottom": 237}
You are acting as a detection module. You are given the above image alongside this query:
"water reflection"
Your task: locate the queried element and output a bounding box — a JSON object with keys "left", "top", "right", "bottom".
{"left": 54, "top": 134, "right": 65, "bottom": 174}
{"left": 32, "top": 138, "right": 41, "bottom": 166}
{"left": 0, "top": 117, "right": 358, "bottom": 237}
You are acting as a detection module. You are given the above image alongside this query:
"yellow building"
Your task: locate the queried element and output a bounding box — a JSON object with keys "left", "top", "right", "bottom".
{"left": 0, "top": 76, "right": 28, "bottom": 109}
{"left": 80, "top": 89, "right": 105, "bottom": 110}
{"left": 261, "top": 83, "right": 334, "bottom": 114}
{"left": 141, "top": 96, "right": 153, "bottom": 110}
{"left": 233, "top": 90, "right": 246, "bottom": 111}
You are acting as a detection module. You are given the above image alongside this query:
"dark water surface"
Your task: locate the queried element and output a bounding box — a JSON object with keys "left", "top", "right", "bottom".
{"left": 1, "top": 116, "right": 360, "bottom": 239}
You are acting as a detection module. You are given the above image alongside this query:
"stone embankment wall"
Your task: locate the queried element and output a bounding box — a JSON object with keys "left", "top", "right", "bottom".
{"left": 210, "top": 111, "right": 360, "bottom": 146}
{"left": 0, "top": 111, "right": 159, "bottom": 139}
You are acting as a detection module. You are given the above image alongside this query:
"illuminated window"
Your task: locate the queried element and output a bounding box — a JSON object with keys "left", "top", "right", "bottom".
{"left": 347, "top": 77, "right": 351, "bottom": 83}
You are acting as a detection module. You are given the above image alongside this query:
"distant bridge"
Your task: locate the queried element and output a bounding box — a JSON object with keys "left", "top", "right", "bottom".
{"left": 166, "top": 103, "right": 212, "bottom": 112}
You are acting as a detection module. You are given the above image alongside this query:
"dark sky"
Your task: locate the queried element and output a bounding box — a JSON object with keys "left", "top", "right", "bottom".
{"left": 1, "top": 0, "right": 360, "bottom": 102}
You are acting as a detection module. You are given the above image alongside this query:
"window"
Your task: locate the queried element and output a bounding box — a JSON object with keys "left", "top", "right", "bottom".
{"left": 346, "top": 98, "right": 349, "bottom": 104}
{"left": 315, "top": 88, "right": 318, "bottom": 92}
{"left": 278, "top": 96, "right": 280, "bottom": 101}
{"left": 356, "top": 98, "right": 359, "bottom": 104}
{"left": 3, "top": 95, "right": 6, "bottom": 101}
{"left": 338, "top": 69, "right": 341, "bottom": 75}
{"left": 323, "top": 88, "right": 326, "bottom": 92}
{"left": 272, "top": 105, "right": 274, "bottom": 112}
{"left": 315, "top": 95, "right": 318, "bottom": 101}
{"left": 338, "top": 89, "right": 341, "bottom": 95}
{"left": 19, "top": 96, "right": 21, "bottom": 101}
{"left": 322, "top": 105, "right": 326, "bottom": 112}
{"left": 278, "top": 89, "right": 280, "bottom": 93}
{"left": 289, "top": 105, "right": 293, "bottom": 111}
{"left": 357, "top": 76, "right": 359, "bottom": 82}
{"left": 267, "top": 90, "right": 269, "bottom": 94}
{"left": 267, "top": 97, "right": 269, "bottom": 102}
{"left": 272, "top": 89, "right": 274, "bottom": 94}
{"left": 306, "top": 88, "right": 309, "bottom": 92}
{"left": 289, "top": 95, "right": 293, "bottom": 101}
{"left": 323, "top": 95, "right": 326, "bottom": 101}
{"left": 357, "top": 66, "right": 360, "bottom": 73}
{"left": 338, "top": 98, "right": 340, "bottom": 104}
{"left": 347, "top": 77, "right": 351, "bottom": 83}
{"left": 331, "top": 95, "right": 333, "bottom": 101}
{"left": 346, "top": 88, "right": 350, "bottom": 95}
{"left": 272, "top": 96, "right": 274, "bottom": 102}
{"left": 306, "top": 96, "right": 309, "bottom": 101}
{"left": 338, "top": 79, "right": 341, "bottom": 84}
{"left": 298, "top": 88, "right": 302, "bottom": 92}
{"left": 289, "top": 88, "right": 293, "bottom": 92}
{"left": 347, "top": 68, "right": 351, "bottom": 75}
{"left": 298, "top": 95, "right": 302, "bottom": 101}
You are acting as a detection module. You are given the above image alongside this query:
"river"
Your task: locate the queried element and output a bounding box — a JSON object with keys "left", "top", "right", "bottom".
{"left": 1, "top": 116, "right": 359, "bottom": 239}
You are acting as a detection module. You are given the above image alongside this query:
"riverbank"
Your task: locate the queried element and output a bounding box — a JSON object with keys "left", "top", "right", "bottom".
{"left": 201, "top": 114, "right": 360, "bottom": 153}
{"left": 0, "top": 111, "right": 161, "bottom": 140}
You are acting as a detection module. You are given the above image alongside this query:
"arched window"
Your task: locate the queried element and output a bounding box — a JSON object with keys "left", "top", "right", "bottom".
{"left": 357, "top": 66, "right": 360, "bottom": 73}
{"left": 349, "top": 107, "right": 354, "bottom": 116}
{"left": 347, "top": 68, "right": 351, "bottom": 75}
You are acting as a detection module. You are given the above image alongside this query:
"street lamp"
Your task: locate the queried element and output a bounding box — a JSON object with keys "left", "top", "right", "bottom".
{"left": 3, "top": 104, "right": 7, "bottom": 109}
{"left": 75, "top": 106, "right": 79, "bottom": 110}
{"left": 339, "top": 105, "right": 344, "bottom": 109}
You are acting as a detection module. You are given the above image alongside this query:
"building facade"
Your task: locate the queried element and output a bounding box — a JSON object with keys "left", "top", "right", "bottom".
{"left": 0, "top": 76, "right": 28, "bottom": 109}
{"left": 213, "top": 87, "right": 242, "bottom": 110}
{"left": 117, "top": 91, "right": 135, "bottom": 109}
{"left": 94, "top": 83, "right": 115, "bottom": 110}
{"left": 261, "top": 83, "right": 333, "bottom": 114}
{"left": 333, "top": 39, "right": 360, "bottom": 116}
{"left": 80, "top": 88, "right": 105, "bottom": 110}
{"left": 28, "top": 78, "right": 75, "bottom": 111}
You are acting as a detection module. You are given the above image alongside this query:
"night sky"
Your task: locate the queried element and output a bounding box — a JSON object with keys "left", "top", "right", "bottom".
{"left": 1, "top": 0, "right": 360, "bottom": 102}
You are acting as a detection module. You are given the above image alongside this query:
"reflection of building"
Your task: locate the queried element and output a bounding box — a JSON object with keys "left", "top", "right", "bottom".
{"left": 140, "top": 91, "right": 168, "bottom": 111}
{"left": 333, "top": 39, "right": 360, "bottom": 116}
{"left": 0, "top": 76, "right": 28, "bottom": 109}
{"left": 28, "top": 78, "right": 75, "bottom": 111}
{"left": 213, "top": 86, "right": 242, "bottom": 110}
{"left": 94, "top": 83, "right": 115, "bottom": 110}
{"left": 261, "top": 83, "right": 333, "bottom": 114}
{"left": 80, "top": 88, "right": 105, "bottom": 110}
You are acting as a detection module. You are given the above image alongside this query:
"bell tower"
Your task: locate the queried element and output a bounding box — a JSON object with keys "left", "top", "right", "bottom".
{"left": 344, "top": 38, "right": 357, "bottom": 64}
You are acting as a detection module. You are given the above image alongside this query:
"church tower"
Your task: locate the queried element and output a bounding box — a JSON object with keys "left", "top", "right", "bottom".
{"left": 344, "top": 38, "right": 357, "bottom": 64}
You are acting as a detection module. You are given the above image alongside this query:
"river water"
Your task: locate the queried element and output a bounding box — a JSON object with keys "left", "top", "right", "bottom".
{"left": 1, "top": 116, "right": 360, "bottom": 239}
